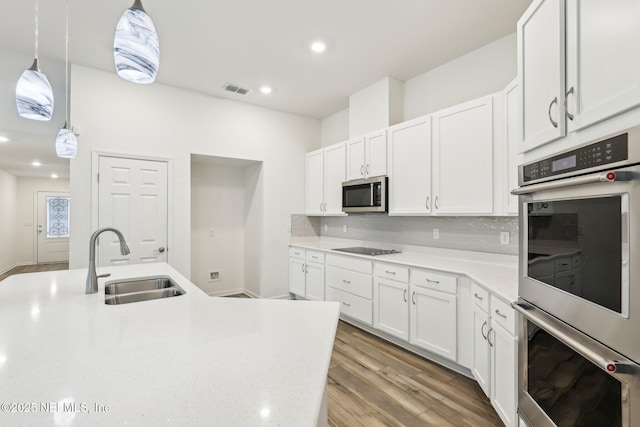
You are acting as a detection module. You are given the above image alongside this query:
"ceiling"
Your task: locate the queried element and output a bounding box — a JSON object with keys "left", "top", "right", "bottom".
{"left": 0, "top": 0, "right": 532, "bottom": 178}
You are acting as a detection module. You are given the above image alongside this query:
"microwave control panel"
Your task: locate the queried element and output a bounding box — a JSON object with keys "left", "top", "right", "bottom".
{"left": 522, "top": 133, "right": 628, "bottom": 183}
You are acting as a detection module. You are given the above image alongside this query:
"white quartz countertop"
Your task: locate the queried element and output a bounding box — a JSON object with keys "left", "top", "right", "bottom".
{"left": 290, "top": 238, "right": 518, "bottom": 302}
{"left": 0, "top": 263, "right": 340, "bottom": 426}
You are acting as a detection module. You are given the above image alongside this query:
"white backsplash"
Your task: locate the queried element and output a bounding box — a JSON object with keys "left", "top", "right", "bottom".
{"left": 291, "top": 214, "right": 518, "bottom": 255}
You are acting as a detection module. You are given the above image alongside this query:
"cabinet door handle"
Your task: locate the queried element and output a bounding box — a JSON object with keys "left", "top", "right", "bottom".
{"left": 473, "top": 292, "right": 484, "bottom": 301}
{"left": 342, "top": 301, "right": 351, "bottom": 307}
{"left": 411, "top": 291, "right": 416, "bottom": 305}
{"left": 302, "top": 264, "right": 305, "bottom": 273}
{"left": 366, "top": 164, "right": 370, "bottom": 175}
{"left": 311, "top": 255, "right": 318, "bottom": 259}
{"left": 495, "top": 309, "right": 507, "bottom": 319}
{"left": 487, "top": 328, "right": 494, "bottom": 347}
{"left": 320, "top": 202, "right": 323, "bottom": 212}
{"left": 426, "top": 278, "right": 440, "bottom": 284}
{"left": 342, "top": 280, "right": 351, "bottom": 284}
{"left": 565, "top": 87, "right": 575, "bottom": 121}
{"left": 385, "top": 270, "right": 396, "bottom": 275}
{"left": 403, "top": 288, "right": 408, "bottom": 302}
{"left": 481, "top": 321, "right": 488, "bottom": 340}
{"left": 548, "top": 97, "right": 559, "bottom": 128}
{"left": 434, "top": 196, "right": 439, "bottom": 210}
{"left": 426, "top": 196, "right": 430, "bottom": 210}
{"left": 323, "top": 202, "right": 327, "bottom": 212}
{"left": 360, "top": 165, "right": 364, "bottom": 176}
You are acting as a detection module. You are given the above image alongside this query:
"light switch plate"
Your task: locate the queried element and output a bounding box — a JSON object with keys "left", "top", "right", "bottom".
{"left": 500, "top": 231, "right": 510, "bottom": 245}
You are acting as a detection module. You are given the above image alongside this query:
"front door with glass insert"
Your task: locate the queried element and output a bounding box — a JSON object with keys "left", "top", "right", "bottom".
{"left": 37, "top": 192, "right": 70, "bottom": 263}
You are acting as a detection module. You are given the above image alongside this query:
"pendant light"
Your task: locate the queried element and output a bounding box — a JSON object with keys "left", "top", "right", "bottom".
{"left": 55, "top": 0, "right": 77, "bottom": 159}
{"left": 113, "top": 0, "right": 159, "bottom": 84}
{"left": 16, "top": 0, "right": 54, "bottom": 121}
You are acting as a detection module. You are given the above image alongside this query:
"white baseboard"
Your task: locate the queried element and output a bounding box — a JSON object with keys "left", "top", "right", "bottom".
{"left": 0, "top": 263, "right": 18, "bottom": 276}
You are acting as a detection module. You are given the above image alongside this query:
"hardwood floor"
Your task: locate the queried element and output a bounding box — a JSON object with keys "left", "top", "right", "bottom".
{"left": 0, "top": 263, "right": 69, "bottom": 282}
{"left": 328, "top": 320, "right": 502, "bottom": 427}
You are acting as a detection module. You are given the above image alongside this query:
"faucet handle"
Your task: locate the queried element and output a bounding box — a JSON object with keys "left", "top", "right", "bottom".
{"left": 97, "top": 273, "right": 111, "bottom": 279}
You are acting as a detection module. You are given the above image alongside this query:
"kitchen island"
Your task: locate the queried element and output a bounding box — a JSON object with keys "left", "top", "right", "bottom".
{"left": 0, "top": 263, "right": 340, "bottom": 426}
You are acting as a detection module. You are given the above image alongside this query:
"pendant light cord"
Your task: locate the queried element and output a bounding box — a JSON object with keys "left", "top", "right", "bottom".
{"left": 65, "top": 0, "right": 70, "bottom": 123}
{"left": 34, "top": 0, "right": 39, "bottom": 60}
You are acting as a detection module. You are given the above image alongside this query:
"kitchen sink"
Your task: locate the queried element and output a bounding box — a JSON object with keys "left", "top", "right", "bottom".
{"left": 105, "top": 275, "right": 178, "bottom": 295}
{"left": 104, "top": 275, "right": 186, "bottom": 305}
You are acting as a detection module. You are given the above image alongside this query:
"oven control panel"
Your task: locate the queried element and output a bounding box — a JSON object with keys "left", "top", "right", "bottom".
{"left": 522, "top": 133, "right": 629, "bottom": 183}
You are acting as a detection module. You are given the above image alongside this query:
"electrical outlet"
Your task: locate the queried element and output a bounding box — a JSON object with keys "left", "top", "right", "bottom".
{"left": 324, "top": 224, "right": 328, "bottom": 232}
{"left": 208, "top": 270, "right": 221, "bottom": 282}
{"left": 433, "top": 229, "right": 440, "bottom": 240}
{"left": 209, "top": 228, "right": 215, "bottom": 238}
{"left": 286, "top": 223, "right": 291, "bottom": 233}
{"left": 343, "top": 224, "right": 348, "bottom": 233}
{"left": 500, "top": 231, "right": 510, "bottom": 245}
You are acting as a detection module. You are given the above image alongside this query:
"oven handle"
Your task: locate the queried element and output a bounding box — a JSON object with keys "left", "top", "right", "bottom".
{"left": 512, "top": 300, "right": 639, "bottom": 377}
{"left": 511, "top": 171, "right": 634, "bottom": 195}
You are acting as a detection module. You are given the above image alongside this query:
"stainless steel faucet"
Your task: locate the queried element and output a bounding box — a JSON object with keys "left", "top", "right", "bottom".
{"left": 86, "top": 227, "right": 131, "bottom": 294}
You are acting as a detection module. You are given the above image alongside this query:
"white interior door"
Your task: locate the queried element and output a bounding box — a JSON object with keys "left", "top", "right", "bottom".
{"left": 37, "top": 192, "right": 70, "bottom": 263}
{"left": 98, "top": 156, "right": 168, "bottom": 267}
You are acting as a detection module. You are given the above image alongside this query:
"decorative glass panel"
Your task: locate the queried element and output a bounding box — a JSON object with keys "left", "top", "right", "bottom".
{"left": 46, "top": 197, "right": 70, "bottom": 238}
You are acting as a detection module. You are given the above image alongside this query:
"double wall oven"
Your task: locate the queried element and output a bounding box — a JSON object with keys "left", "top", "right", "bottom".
{"left": 513, "top": 128, "right": 640, "bottom": 426}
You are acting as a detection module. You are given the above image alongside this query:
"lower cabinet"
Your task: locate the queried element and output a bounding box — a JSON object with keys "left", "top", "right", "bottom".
{"left": 373, "top": 264, "right": 410, "bottom": 340}
{"left": 471, "top": 282, "right": 517, "bottom": 427}
{"left": 325, "top": 254, "right": 373, "bottom": 325}
{"left": 289, "top": 248, "right": 325, "bottom": 300}
{"left": 409, "top": 279, "right": 457, "bottom": 361}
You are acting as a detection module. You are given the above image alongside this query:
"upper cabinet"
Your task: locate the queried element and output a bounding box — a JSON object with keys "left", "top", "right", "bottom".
{"left": 519, "top": 0, "right": 640, "bottom": 152}
{"left": 306, "top": 142, "right": 346, "bottom": 216}
{"left": 388, "top": 115, "right": 432, "bottom": 215}
{"left": 565, "top": 0, "right": 640, "bottom": 133}
{"left": 345, "top": 130, "right": 388, "bottom": 181}
{"left": 432, "top": 95, "right": 494, "bottom": 215}
{"left": 518, "top": 0, "right": 566, "bottom": 152}
{"left": 503, "top": 80, "right": 521, "bottom": 215}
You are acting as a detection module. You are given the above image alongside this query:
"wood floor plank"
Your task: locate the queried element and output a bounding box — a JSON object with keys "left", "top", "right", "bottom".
{"left": 327, "top": 321, "right": 503, "bottom": 427}
{"left": 0, "top": 263, "right": 68, "bottom": 282}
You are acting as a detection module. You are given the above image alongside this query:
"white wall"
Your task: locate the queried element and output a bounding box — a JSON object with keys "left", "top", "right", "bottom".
{"left": 320, "top": 109, "right": 349, "bottom": 147}
{"left": 0, "top": 169, "right": 17, "bottom": 274}
{"left": 70, "top": 65, "right": 320, "bottom": 298}
{"left": 404, "top": 33, "right": 517, "bottom": 119}
{"left": 15, "top": 177, "right": 70, "bottom": 265}
{"left": 349, "top": 77, "right": 404, "bottom": 137}
{"left": 191, "top": 162, "right": 247, "bottom": 295}
{"left": 243, "top": 163, "right": 264, "bottom": 297}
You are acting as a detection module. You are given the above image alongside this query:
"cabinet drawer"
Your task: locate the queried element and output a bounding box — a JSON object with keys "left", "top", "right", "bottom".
{"left": 306, "top": 250, "right": 325, "bottom": 264}
{"left": 326, "top": 254, "right": 373, "bottom": 274}
{"left": 490, "top": 295, "right": 516, "bottom": 336}
{"left": 374, "top": 262, "right": 409, "bottom": 283}
{"left": 471, "top": 282, "right": 489, "bottom": 312}
{"left": 411, "top": 269, "right": 457, "bottom": 294}
{"left": 326, "top": 266, "right": 372, "bottom": 300}
{"left": 289, "top": 247, "right": 305, "bottom": 260}
{"left": 326, "top": 287, "right": 372, "bottom": 325}
{"left": 554, "top": 256, "right": 572, "bottom": 273}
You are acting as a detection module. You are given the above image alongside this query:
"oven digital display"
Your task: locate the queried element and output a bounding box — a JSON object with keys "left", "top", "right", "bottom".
{"left": 552, "top": 155, "right": 577, "bottom": 172}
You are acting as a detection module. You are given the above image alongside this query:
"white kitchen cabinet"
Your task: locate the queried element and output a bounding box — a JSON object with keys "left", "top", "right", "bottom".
{"left": 409, "top": 269, "right": 458, "bottom": 361}
{"left": 471, "top": 283, "right": 518, "bottom": 427}
{"left": 305, "top": 142, "right": 346, "bottom": 215}
{"left": 289, "top": 248, "right": 325, "bottom": 300}
{"left": 503, "top": 80, "right": 521, "bottom": 215}
{"left": 373, "top": 263, "right": 410, "bottom": 341}
{"left": 388, "top": 115, "right": 432, "bottom": 215}
{"left": 518, "top": 0, "right": 566, "bottom": 151}
{"left": 325, "top": 254, "right": 373, "bottom": 325}
{"left": 345, "top": 130, "right": 387, "bottom": 181}
{"left": 518, "top": 0, "right": 640, "bottom": 152}
{"left": 432, "top": 95, "right": 494, "bottom": 215}
{"left": 565, "top": 0, "right": 640, "bottom": 133}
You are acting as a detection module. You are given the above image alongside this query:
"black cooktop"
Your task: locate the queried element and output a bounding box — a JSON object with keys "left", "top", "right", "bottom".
{"left": 333, "top": 247, "right": 401, "bottom": 256}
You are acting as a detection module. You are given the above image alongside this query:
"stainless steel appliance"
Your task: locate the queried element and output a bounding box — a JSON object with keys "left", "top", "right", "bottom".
{"left": 514, "top": 300, "right": 640, "bottom": 427}
{"left": 513, "top": 127, "right": 640, "bottom": 426}
{"left": 333, "top": 247, "right": 400, "bottom": 256}
{"left": 342, "top": 176, "right": 388, "bottom": 213}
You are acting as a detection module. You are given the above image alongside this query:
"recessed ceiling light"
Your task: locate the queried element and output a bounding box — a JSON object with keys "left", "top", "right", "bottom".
{"left": 310, "top": 41, "right": 326, "bottom": 53}
{"left": 260, "top": 86, "right": 272, "bottom": 95}
{"left": 0, "top": 136, "right": 10, "bottom": 143}
{"left": 32, "top": 161, "right": 42, "bottom": 167}
{"left": 51, "top": 173, "right": 58, "bottom": 179}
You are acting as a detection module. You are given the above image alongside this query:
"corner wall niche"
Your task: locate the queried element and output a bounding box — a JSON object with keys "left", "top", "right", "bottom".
{"left": 190, "top": 154, "right": 263, "bottom": 297}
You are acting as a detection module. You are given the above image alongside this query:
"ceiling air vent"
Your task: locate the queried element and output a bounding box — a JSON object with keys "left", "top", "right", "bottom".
{"left": 223, "top": 83, "right": 251, "bottom": 95}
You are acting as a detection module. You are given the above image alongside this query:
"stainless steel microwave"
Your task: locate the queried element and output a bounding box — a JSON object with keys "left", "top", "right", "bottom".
{"left": 342, "top": 176, "right": 388, "bottom": 213}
